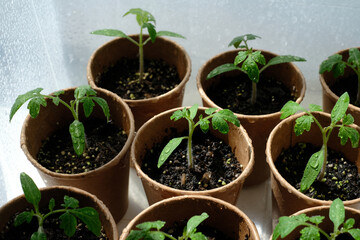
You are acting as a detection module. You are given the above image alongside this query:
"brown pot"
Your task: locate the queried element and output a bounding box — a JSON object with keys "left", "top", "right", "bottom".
{"left": 87, "top": 34, "right": 191, "bottom": 130}
{"left": 197, "top": 49, "right": 306, "bottom": 186}
{"left": 20, "top": 87, "right": 135, "bottom": 222}
{"left": 271, "top": 205, "right": 360, "bottom": 239}
{"left": 266, "top": 111, "right": 360, "bottom": 216}
{"left": 120, "top": 195, "right": 260, "bottom": 240}
{"left": 0, "top": 185, "right": 118, "bottom": 239}
{"left": 131, "top": 106, "right": 254, "bottom": 205}
{"left": 320, "top": 47, "right": 360, "bottom": 125}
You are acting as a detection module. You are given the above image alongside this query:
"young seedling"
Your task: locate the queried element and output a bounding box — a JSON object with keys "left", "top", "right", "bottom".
{"left": 280, "top": 92, "right": 360, "bottom": 192}
{"left": 14, "top": 172, "right": 101, "bottom": 240}
{"left": 158, "top": 104, "right": 240, "bottom": 170}
{"left": 126, "top": 212, "right": 209, "bottom": 240}
{"left": 9, "top": 85, "right": 110, "bottom": 156}
{"left": 91, "top": 8, "right": 185, "bottom": 83}
{"left": 273, "top": 198, "right": 360, "bottom": 240}
{"left": 320, "top": 48, "right": 360, "bottom": 105}
{"left": 207, "top": 34, "right": 306, "bottom": 105}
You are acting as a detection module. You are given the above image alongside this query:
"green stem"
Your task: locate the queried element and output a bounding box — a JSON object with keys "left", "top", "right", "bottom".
{"left": 138, "top": 27, "right": 144, "bottom": 83}
{"left": 44, "top": 95, "right": 78, "bottom": 120}
{"left": 357, "top": 72, "right": 360, "bottom": 105}
{"left": 187, "top": 119, "right": 195, "bottom": 169}
{"left": 251, "top": 81, "right": 257, "bottom": 104}
{"left": 162, "top": 232, "right": 177, "bottom": 240}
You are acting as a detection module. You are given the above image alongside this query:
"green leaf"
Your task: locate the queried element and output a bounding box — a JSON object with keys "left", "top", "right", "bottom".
{"left": 205, "top": 108, "right": 217, "bottom": 115}
{"left": 59, "top": 212, "right": 77, "bottom": 237}
{"left": 308, "top": 216, "right": 325, "bottom": 225}
{"left": 82, "top": 98, "right": 95, "bottom": 118}
{"left": 70, "top": 207, "right": 102, "bottom": 237}
{"left": 199, "top": 115, "right": 210, "bottom": 134}
{"left": 14, "top": 211, "right": 34, "bottom": 226}
{"left": 52, "top": 90, "right": 64, "bottom": 106}
{"left": 333, "top": 61, "right": 347, "bottom": 78}
{"left": 343, "top": 218, "right": 355, "bottom": 230}
{"left": 144, "top": 22, "right": 157, "bottom": 43}
{"left": 272, "top": 214, "right": 308, "bottom": 240}
{"left": 91, "top": 29, "right": 128, "bottom": 38}
{"left": 300, "top": 149, "right": 324, "bottom": 192}
{"left": 349, "top": 229, "right": 360, "bottom": 240}
{"left": 92, "top": 97, "right": 110, "bottom": 121}
{"left": 136, "top": 221, "right": 166, "bottom": 231}
{"left": 300, "top": 226, "right": 320, "bottom": 240}
{"left": 189, "top": 232, "right": 208, "bottom": 240}
{"left": 251, "top": 51, "right": 266, "bottom": 65}
{"left": 319, "top": 54, "right": 343, "bottom": 74}
{"left": 338, "top": 126, "right": 359, "bottom": 147}
{"left": 158, "top": 137, "right": 187, "bottom": 168}
{"left": 343, "top": 114, "right": 354, "bottom": 125}
{"left": 9, "top": 88, "right": 43, "bottom": 122}
{"left": 124, "top": 8, "right": 156, "bottom": 26}
{"left": 294, "top": 115, "right": 314, "bottom": 136}
{"left": 69, "top": 120, "right": 85, "bottom": 156}
{"left": 62, "top": 195, "right": 79, "bottom": 209}
{"left": 280, "top": 101, "right": 304, "bottom": 119}
{"left": 157, "top": 31, "right": 185, "bottom": 39}
{"left": 189, "top": 104, "right": 199, "bottom": 120}
{"left": 147, "top": 232, "right": 166, "bottom": 240}
{"left": 212, "top": 113, "right": 229, "bottom": 134}
{"left": 330, "top": 198, "right": 345, "bottom": 231}
{"left": 48, "top": 198, "right": 55, "bottom": 212}
{"left": 170, "top": 108, "right": 186, "bottom": 121}
{"left": 206, "top": 63, "right": 242, "bottom": 79}
{"left": 28, "top": 97, "right": 47, "bottom": 118}
{"left": 331, "top": 92, "right": 350, "bottom": 125}
{"left": 234, "top": 51, "right": 248, "bottom": 66}
{"left": 228, "top": 34, "right": 261, "bottom": 48}
{"left": 31, "top": 231, "right": 47, "bottom": 240}
{"left": 126, "top": 230, "right": 147, "bottom": 240}
{"left": 266, "top": 55, "right": 306, "bottom": 68}
{"left": 309, "top": 104, "right": 323, "bottom": 112}
{"left": 348, "top": 48, "right": 360, "bottom": 67}
{"left": 242, "top": 55, "right": 259, "bottom": 83}
{"left": 215, "top": 109, "right": 240, "bottom": 127}
{"left": 75, "top": 85, "right": 95, "bottom": 99}
{"left": 20, "top": 172, "right": 41, "bottom": 207}
{"left": 186, "top": 213, "right": 209, "bottom": 236}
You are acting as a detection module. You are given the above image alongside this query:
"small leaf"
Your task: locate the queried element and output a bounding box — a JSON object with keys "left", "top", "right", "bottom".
{"left": 124, "top": 8, "right": 156, "bottom": 27}
{"left": 343, "top": 218, "right": 355, "bottom": 230}
{"left": 228, "top": 34, "right": 261, "bottom": 48}
{"left": 308, "top": 216, "right": 325, "bottom": 225}
{"left": 147, "top": 232, "right": 166, "bottom": 240}
{"left": 205, "top": 108, "right": 217, "bottom": 115}
{"left": 266, "top": 55, "right": 306, "bottom": 68}
{"left": 189, "top": 232, "right": 208, "bottom": 240}
{"left": 158, "top": 137, "right": 187, "bottom": 168}
{"left": 330, "top": 198, "right": 345, "bottom": 231}
{"left": 319, "top": 54, "right": 343, "bottom": 74}
{"left": 52, "top": 90, "right": 64, "bottom": 106}
{"left": 338, "top": 126, "right": 359, "bottom": 147}
{"left": 333, "top": 61, "right": 347, "bottom": 78}
{"left": 20, "top": 172, "right": 41, "bottom": 207}
{"left": 10, "top": 88, "right": 43, "bottom": 122}
{"left": 144, "top": 22, "right": 157, "bottom": 43}
{"left": 206, "top": 63, "right": 242, "bottom": 79}
{"left": 189, "top": 104, "right": 199, "bottom": 120}
{"left": 242, "top": 56, "right": 259, "bottom": 83}
{"left": 91, "top": 29, "right": 128, "bottom": 38}
{"left": 215, "top": 109, "right": 240, "bottom": 127}
{"left": 309, "top": 104, "right": 323, "bottom": 112}
{"left": 69, "top": 120, "right": 85, "bottom": 156}
{"left": 300, "top": 226, "right": 320, "bottom": 240}
{"left": 294, "top": 115, "right": 313, "bottom": 136}
{"left": 157, "top": 31, "right": 185, "bottom": 39}
{"left": 14, "top": 211, "right": 34, "bottom": 226}
{"left": 272, "top": 214, "right": 309, "bottom": 240}
{"left": 126, "top": 230, "right": 147, "bottom": 240}
{"left": 82, "top": 98, "right": 95, "bottom": 118}
{"left": 31, "top": 231, "right": 47, "bottom": 240}
{"left": 251, "top": 51, "right": 266, "bottom": 65}
{"left": 70, "top": 207, "right": 102, "bottom": 237}
{"left": 74, "top": 85, "right": 92, "bottom": 99}
{"left": 300, "top": 149, "right": 324, "bottom": 192}
{"left": 170, "top": 108, "right": 186, "bottom": 121}
{"left": 212, "top": 114, "right": 229, "bottom": 134}
{"left": 136, "top": 221, "right": 166, "bottom": 231}
{"left": 343, "top": 114, "right": 354, "bottom": 125}
{"left": 348, "top": 229, "right": 360, "bottom": 240}
{"left": 280, "top": 101, "right": 304, "bottom": 119}
{"left": 186, "top": 213, "right": 209, "bottom": 236}
{"left": 348, "top": 48, "right": 360, "bottom": 67}
{"left": 28, "top": 97, "right": 47, "bottom": 118}
{"left": 92, "top": 97, "right": 110, "bottom": 121}
{"left": 48, "top": 198, "right": 55, "bottom": 212}
{"left": 234, "top": 51, "right": 248, "bottom": 66}
{"left": 59, "top": 212, "right": 77, "bottom": 237}
{"left": 199, "top": 116, "right": 210, "bottom": 134}
{"left": 62, "top": 195, "right": 79, "bottom": 209}
{"left": 331, "top": 92, "right": 350, "bottom": 125}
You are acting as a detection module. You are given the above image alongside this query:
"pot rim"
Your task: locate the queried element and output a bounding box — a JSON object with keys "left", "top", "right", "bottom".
{"left": 196, "top": 48, "right": 306, "bottom": 119}
{"left": 131, "top": 106, "right": 255, "bottom": 195}
{"left": 87, "top": 34, "right": 191, "bottom": 104}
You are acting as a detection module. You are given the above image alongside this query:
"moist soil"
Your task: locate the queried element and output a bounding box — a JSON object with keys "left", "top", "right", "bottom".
{"left": 329, "top": 74, "right": 360, "bottom": 107}
{"left": 37, "top": 118, "right": 127, "bottom": 174}
{"left": 142, "top": 130, "right": 243, "bottom": 191}
{"left": 95, "top": 58, "right": 180, "bottom": 100}
{"left": 0, "top": 209, "right": 108, "bottom": 240}
{"left": 276, "top": 142, "right": 360, "bottom": 201}
{"left": 206, "top": 73, "right": 297, "bottom": 115}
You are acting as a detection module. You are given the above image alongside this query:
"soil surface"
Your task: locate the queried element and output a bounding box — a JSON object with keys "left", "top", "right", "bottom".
{"left": 95, "top": 58, "right": 180, "bottom": 100}
{"left": 37, "top": 118, "right": 127, "bottom": 174}
{"left": 0, "top": 209, "right": 108, "bottom": 240}
{"left": 276, "top": 142, "right": 360, "bottom": 201}
{"left": 329, "top": 74, "right": 360, "bottom": 107}
{"left": 206, "top": 73, "right": 297, "bottom": 115}
{"left": 142, "top": 130, "right": 243, "bottom": 191}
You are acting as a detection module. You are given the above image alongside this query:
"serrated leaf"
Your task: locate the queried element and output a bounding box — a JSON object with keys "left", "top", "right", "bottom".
{"left": 216, "top": 109, "right": 240, "bottom": 127}
{"left": 70, "top": 207, "right": 101, "bottom": 237}
{"left": 338, "top": 126, "right": 359, "bottom": 147}
{"left": 189, "top": 104, "right": 199, "bottom": 120}
{"left": 28, "top": 97, "right": 47, "bottom": 118}
{"left": 319, "top": 54, "right": 343, "bottom": 74}
{"left": 136, "top": 221, "right": 166, "bottom": 231}
{"left": 234, "top": 51, "right": 248, "bottom": 66}
{"left": 344, "top": 218, "right": 355, "bottom": 230}
{"left": 349, "top": 229, "right": 360, "bottom": 240}
{"left": 330, "top": 198, "right": 345, "bottom": 231}
{"left": 62, "top": 195, "right": 79, "bottom": 209}
{"left": 144, "top": 23, "right": 157, "bottom": 43}
{"left": 170, "top": 108, "right": 186, "bottom": 121}
{"left": 124, "top": 8, "right": 156, "bottom": 26}
{"left": 69, "top": 120, "right": 85, "bottom": 156}
{"left": 212, "top": 113, "right": 229, "bottom": 134}
{"left": 157, "top": 31, "right": 185, "bottom": 39}
{"left": 251, "top": 51, "right": 266, "bottom": 65}
{"left": 206, "top": 63, "right": 242, "bottom": 79}
{"left": 74, "top": 85, "right": 91, "bottom": 99}
{"left": 20, "top": 172, "right": 41, "bottom": 207}
{"left": 331, "top": 92, "right": 349, "bottom": 125}
{"left": 92, "top": 97, "right": 110, "bottom": 121}
{"left": 52, "top": 96, "right": 60, "bottom": 106}
{"left": 267, "top": 55, "right": 306, "bottom": 68}
{"left": 31, "top": 231, "right": 47, "bottom": 240}
{"left": 308, "top": 216, "right": 324, "bottom": 225}
{"left": 300, "top": 149, "right": 324, "bottom": 192}
{"left": 343, "top": 114, "right": 354, "bottom": 125}
{"left": 199, "top": 116, "right": 210, "bottom": 134}
{"left": 82, "top": 98, "right": 95, "bottom": 118}
{"left": 348, "top": 48, "right": 360, "bottom": 67}
{"left": 48, "top": 198, "right": 55, "bottom": 212}
{"left": 14, "top": 211, "right": 34, "bottom": 226}
{"left": 242, "top": 56, "right": 259, "bottom": 83}
{"left": 309, "top": 104, "right": 323, "bottom": 112}
{"left": 205, "top": 108, "right": 217, "bottom": 115}
{"left": 333, "top": 61, "right": 347, "bottom": 78}
{"left": 126, "top": 230, "right": 147, "bottom": 240}
{"left": 147, "top": 231, "right": 166, "bottom": 240}
{"left": 300, "top": 226, "right": 320, "bottom": 240}
{"left": 9, "top": 88, "right": 43, "bottom": 121}
{"left": 272, "top": 214, "right": 308, "bottom": 240}
{"left": 228, "top": 34, "right": 260, "bottom": 48}
{"left": 189, "top": 232, "right": 208, "bottom": 240}
{"left": 59, "top": 212, "right": 77, "bottom": 237}
{"left": 294, "top": 115, "right": 314, "bottom": 136}
{"left": 280, "top": 101, "right": 304, "bottom": 119}
{"left": 158, "top": 137, "right": 187, "bottom": 168}
{"left": 186, "top": 213, "right": 209, "bottom": 236}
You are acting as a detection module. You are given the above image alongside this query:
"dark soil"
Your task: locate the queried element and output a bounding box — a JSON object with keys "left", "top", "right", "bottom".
{"left": 37, "top": 118, "right": 127, "bottom": 174}
{"left": 95, "top": 58, "right": 180, "bottom": 100}
{"left": 0, "top": 209, "right": 108, "bottom": 240}
{"left": 276, "top": 142, "right": 360, "bottom": 200}
{"left": 329, "top": 74, "right": 360, "bottom": 107}
{"left": 206, "top": 73, "right": 297, "bottom": 115}
{"left": 142, "top": 130, "right": 243, "bottom": 191}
